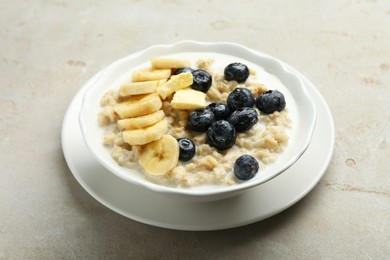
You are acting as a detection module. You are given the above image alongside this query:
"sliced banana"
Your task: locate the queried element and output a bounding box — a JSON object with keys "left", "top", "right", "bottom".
{"left": 171, "top": 88, "right": 206, "bottom": 110}
{"left": 119, "top": 79, "right": 166, "bottom": 97}
{"left": 139, "top": 134, "right": 179, "bottom": 176}
{"left": 114, "top": 93, "right": 162, "bottom": 119}
{"left": 122, "top": 118, "right": 168, "bottom": 146}
{"left": 132, "top": 68, "right": 171, "bottom": 82}
{"left": 151, "top": 58, "right": 191, "bottom": 69}
{"left": 117, "top": 110, "right": 165, "bottom": 130}
{"left": 157, "top": 72, "right": 193, "bottom": 100}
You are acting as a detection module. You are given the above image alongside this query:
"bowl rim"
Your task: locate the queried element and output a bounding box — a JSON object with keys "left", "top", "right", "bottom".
{"left": 79, "top": 40, "right": 317, "bottom": 197}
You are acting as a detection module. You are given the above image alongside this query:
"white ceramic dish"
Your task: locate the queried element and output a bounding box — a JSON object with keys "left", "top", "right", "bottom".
{"left": 79, "top": 41, "right": 316, "bottom": 201}
{"left": 62, "top": 68, "right": 334, "bottom": 230}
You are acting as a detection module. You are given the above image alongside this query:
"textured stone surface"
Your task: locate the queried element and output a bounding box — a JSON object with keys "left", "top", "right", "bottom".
{"left": 1, "top": 0, "right": 390, "bottom": 259}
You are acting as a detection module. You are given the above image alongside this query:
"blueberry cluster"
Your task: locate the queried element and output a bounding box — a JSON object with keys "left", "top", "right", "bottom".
{"left": 226, "top": 63, "right": 286, "bottom": 114}
{"left": 187, "top": 86, "right": 262, "bottom": 151}
{"left": 175, "top": 63, "right": 286, "bottom": 181}
{"left": 187, "top": 106, "right": 237, "bottom": 150}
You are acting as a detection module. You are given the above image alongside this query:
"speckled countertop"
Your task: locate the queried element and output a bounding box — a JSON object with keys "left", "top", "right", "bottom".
{"left": 1, "top": 0, "right": 389, "bottom": 259}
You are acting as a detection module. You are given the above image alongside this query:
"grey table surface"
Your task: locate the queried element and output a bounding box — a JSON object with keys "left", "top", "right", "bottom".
{"left": 1, "top": 0, "right": 389, "bottom": 259}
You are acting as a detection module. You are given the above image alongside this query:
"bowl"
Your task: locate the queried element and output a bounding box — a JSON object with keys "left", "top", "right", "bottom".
{"left": 79, "top": 41, "right": 316, "bottom": 202}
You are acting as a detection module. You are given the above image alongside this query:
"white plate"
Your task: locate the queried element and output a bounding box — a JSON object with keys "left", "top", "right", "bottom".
{"left": 79, "top": 41, "right": 317, "bottom": 201}
{"left": 61, "top": 64, "right": 334, "bottom": 230}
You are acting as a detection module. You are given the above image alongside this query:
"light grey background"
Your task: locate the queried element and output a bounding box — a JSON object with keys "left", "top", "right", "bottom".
{"left": 1, "top": 0, "right": 389, "bottom": 259}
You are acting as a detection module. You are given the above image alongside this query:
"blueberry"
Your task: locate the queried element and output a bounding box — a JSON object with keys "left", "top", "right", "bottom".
{"left": 206, "top": 120, "right": 236, "bottom": 150}
{"left": 224, "top": 62, "right": 250, "bottom": 83}
{"left": 173, "top": 67, "right": 194, "bottom": 75}
{"left": 227, "top": 88, "right": 255, "bottom": 111}
{"left": 187, "top": 108, "right": 215, "bottom": 132}
{"left": 177, "top": 138, "right": 196, "bottom": 161}
{"left": 191, "top": 69, "right": 212, "bottom": 93}
{"left": 206, "top": 103, "right": 231, "bottom": 120}
{"left": 228, "top": 107, "right": 258, "bottom": 132}
{"left": 255, "top": 90, "right": 286, "bottom": 114}
{"left": 234, "top": 154, "right": 259, "bottom": 180}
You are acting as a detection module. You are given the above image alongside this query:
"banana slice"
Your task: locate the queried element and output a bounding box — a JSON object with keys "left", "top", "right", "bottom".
{"left": 122, "top": 118, "right": 168, "bottom": 146}
{"left": 117, "top": 110, "right": 165, "bottom": 130}
{"left": 151, "top": 58, "right": 191, "bottom": 69}
{"left": 139, "top": 135, "right": 179, "bottom": 176}
{"left": 119, "top": 79, "right": 166, "bottom": 97}
{"left": 157, "top": 72, "right": 193, "bottom": 100}
{"left": 132, "top": 68, "right": 171, "bottom": 82}
{"left": 114, "top": 93, "right": 162, "bottom": 119}
{"left": 171, "top": 88, "right": 206, "bottom": 110}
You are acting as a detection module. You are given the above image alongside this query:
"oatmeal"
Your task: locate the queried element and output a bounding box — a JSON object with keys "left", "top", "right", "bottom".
{"left": 98, "top": 53, "right": 291, "bottom": 188}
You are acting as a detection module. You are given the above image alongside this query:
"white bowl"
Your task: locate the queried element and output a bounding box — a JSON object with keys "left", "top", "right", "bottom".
{"left": 79, "top": 41, "right": 316, "bottom": 202}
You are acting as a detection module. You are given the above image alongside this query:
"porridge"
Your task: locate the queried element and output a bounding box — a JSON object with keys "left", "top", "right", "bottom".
{"left": 98, "top": 53, "right": 291, "bottom": 187}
